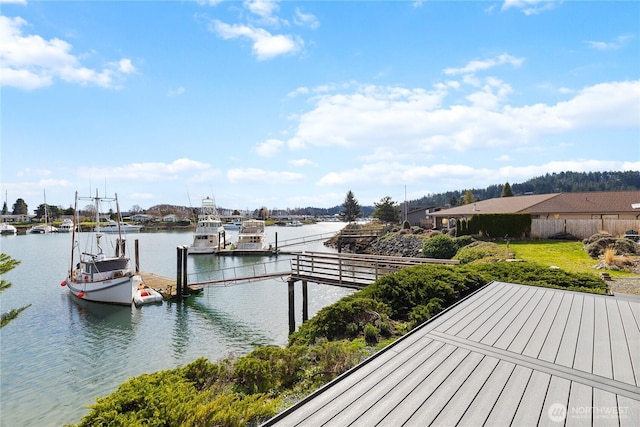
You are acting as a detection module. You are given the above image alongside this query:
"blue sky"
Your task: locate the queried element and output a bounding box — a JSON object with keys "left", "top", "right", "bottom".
{"left": 1, "top": 0, "right": 639, "bottom": 213}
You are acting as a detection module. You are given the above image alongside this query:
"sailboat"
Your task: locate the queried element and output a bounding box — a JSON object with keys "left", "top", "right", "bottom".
{"left": 61, "top": 191, "right": 141, "bottom": 305}
{"left": 27, "top": 190, "right": 58, "bottom": 234}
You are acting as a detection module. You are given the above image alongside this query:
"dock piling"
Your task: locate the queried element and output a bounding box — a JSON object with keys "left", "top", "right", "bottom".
{"left": 288, "top": 279, "right": 296, "bottom": 334}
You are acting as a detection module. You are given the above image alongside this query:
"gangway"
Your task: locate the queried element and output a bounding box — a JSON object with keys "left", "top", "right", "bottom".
{"left": 268, "top": 232, "right": 338, "bottom": 249}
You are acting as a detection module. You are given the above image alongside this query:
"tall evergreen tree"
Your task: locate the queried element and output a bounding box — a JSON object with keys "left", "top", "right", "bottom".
{"left": 340, "top": 190, "right": 362, "bottom": 222}
{"left": 1, "top": 202, "right": 7, "bottom": 215}
{"left": 372, "top": 196, "right": 399, "bottom": 223}
{"left": 501, "top": 182, "right": 514, "bottom": 197}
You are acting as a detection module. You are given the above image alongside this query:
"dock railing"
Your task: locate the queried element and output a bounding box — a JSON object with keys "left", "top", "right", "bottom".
{"left": 290, "top": 251, "right": 459, "bottom": 289}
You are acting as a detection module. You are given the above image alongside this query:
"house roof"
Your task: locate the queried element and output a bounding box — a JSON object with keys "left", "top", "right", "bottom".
{"left": 263, "top": 282, "right": 640, "bottom": 426}
{"left": 431, "top": 191, "right": 640, "bottom": 217}
{"left": 527, "top": 190, "right": 640, "bottom": 215}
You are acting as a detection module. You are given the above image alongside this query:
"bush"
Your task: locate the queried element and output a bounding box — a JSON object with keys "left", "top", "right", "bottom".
{"left": 408, "top": 298, "right": 444, "bottom": 328}
{"left": 363, "top": 323, "right": 378, "bottom": 344}
{"left": 453, "top": 241, "right": 505, "bottom": 264}
{"left": 422, "top": 234, "right": 458, "bottom": 259}
{"left": 289, "top": 297, "right": 392, "bottom": 346}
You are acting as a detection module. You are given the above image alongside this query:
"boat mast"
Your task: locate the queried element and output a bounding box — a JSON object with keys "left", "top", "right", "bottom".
{"left": 115, "top": 193, "right": 124, "bottom": 257}
{"left": 70, "top": 191, "right": 78, "bottom": 275}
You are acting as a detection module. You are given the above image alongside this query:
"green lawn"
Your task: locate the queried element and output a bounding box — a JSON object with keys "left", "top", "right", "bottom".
{"left": 496, "top": 240, "right": 635, "bottom": 278}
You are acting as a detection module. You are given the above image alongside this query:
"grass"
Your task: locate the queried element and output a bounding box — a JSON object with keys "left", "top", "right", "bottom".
{"left": 496, "top": 240, "right": 637, "bottom": 278}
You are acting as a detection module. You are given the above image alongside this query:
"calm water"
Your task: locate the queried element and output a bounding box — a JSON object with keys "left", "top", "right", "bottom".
{"left": 0, "top": 222, "right": 352, "bottom": 426}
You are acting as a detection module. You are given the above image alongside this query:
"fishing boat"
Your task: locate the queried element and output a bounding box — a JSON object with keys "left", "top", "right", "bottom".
{"left": 97, "top": 220, "right": 142, "bottom": 233}
{"left": 61, "top": 191, "right": 140, "bottom": 305}
{"left": 236, "top": 219, "right": 267, "bottom": 250}
{"left": 187, "top": 196, "right": 226, "bottom": 254}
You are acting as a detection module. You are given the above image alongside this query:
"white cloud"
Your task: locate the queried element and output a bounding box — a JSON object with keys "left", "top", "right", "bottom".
{"left": 289, "top": 158, "right": 317, "bottom": 167}
{"left": 444, "top": 53, "right": 524, "bottom": 76}
{"left": 245, "top": 0, "right": 280, "bottom": 23}
{"left": 168, "top": 86, "right": 185, "bottom": 96}
{"left": 254, "top": 138, "right": 285, "bottom": 157}
{"left": 294, "top": 8, "right": 319, "bottom": 29}
{"left": 78, "top": 158, "right": 212, "bottom": 182}
{"left": 211, "top": 20, "right": 302, "bottom": 60}
{"left": 0, "top": 15, "right": 135, "bottom": 89}
{"left": 501, "top": 0, "right": 559, "bottom": 15}
{"left": 227, "top": 168, "right": 304, "bottom": 184}
{"left": 290, "top": 79, "right": 639, "bottom": 157}
{"left": 586, "top": 34, "right": 634, "bottom": 51}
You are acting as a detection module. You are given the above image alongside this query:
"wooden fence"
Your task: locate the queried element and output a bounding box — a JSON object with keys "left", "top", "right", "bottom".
{"left": 531, "top": 219, "right": 640, "bottom": 239}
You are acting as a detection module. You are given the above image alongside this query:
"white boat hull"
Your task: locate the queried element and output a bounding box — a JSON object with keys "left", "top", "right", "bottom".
{"left": 66, "top": 274, "right": 139, "bottom": 305}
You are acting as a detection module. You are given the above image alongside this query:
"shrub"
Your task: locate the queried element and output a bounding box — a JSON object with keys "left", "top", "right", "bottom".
{"left": 408, "top": 298, "right": 444, "bottom": 328}
{"left": 307, "top": 339, "right": 367, "bottom": 382}
{"left": 362, "top": 264, "right": 486, "bottom": 320}
{"left": 422, "top": 234, "right": 458, "bottom": 259}
{"left": 453, "top": 241, "right": 505, "bottom": 264}
{"left": 289, "top": 297, "right": 392, "bottom": 346}
{"left": 363, "top": 323, "right": 378, "bottom": 344}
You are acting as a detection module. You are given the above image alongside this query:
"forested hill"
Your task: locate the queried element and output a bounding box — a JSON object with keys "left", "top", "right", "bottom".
{"left": 411, "top": 171, "right": 640, "bottom": 207}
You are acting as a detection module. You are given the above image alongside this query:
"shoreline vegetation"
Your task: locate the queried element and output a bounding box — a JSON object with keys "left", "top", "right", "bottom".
{"left": 67, "top": 224, "right": 638, "bottom": 427}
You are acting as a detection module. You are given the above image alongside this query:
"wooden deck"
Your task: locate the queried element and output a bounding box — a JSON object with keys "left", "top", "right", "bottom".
{"left": 263, "top": 282, "right": 640, "bottom": 426}
{"left": 139, "top": 271, "right": 202, "bottom": 299}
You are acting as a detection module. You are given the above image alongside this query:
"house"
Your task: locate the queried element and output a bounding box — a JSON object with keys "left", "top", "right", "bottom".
{"left": 431, "top": 191, "right": 640, "bottom": 239}
{"left": 399, "top": 205, "right": 439, "bottom": 228}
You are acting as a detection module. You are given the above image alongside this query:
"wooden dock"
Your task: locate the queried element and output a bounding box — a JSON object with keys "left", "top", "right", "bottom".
{"left": 139, "top": 271, "right": 202, "bottom": 300}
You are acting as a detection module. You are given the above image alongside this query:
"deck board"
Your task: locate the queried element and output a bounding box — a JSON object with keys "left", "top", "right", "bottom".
{"left": 263, "top": 282, "right": 640, "bottom": 427}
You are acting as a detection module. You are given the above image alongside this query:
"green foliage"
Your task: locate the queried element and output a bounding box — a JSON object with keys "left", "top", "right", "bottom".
{"left": 0, "top": 253, "right": 29, "bottom": 328}
{"left": 76, "top": 370, "right": 202, "bottom": 426}
{"left": 372, "top": 196, "right": 400, "bottom": 223}
{"left": 408, "top": 298, "right": 444, "bottom": 328}
{"left": 363, "top": 323, "right": 378, "bottom": 344}
{"left": 454, "top": 235, "right": 476, "bottom": 249}
{"left": 289, "top": 297, "right": 392, "bottom": 346}
{"left": 307, "top": 339, "right": 367, "bottom": 382}
{"left": 459, "top": 213, "right": 531, "bottom": 239}
{"left": 187, "top": 393, "right": 279, "bottom": 427}
{"left": 501, "top": 182, "right": 514, "bottom": 197}
{"left": 11, "top": 198, "right": 28, "bottom": 215}
{"left": 470, "top": 262, "right": 607, "bottom": 293}
{"left": 421, "top": 234, "right": 458, "bottom": 259}
{"left": 361, "top": 264, "right": 486, "bottom": 320}
{"left": 340, "top": 190, "right": 362, "bottom": 222}
{"left": 453, "top": 241, "right": 506, "bottom": 264}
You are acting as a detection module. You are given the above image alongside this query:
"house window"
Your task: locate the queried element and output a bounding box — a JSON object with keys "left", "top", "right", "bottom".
{"left": 602, "top": 214, "right": 619, "bottom": 219}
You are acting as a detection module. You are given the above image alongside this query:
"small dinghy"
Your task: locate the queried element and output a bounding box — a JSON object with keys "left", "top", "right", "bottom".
{"left": 134, "top": 286, "right": 163, "bottom": 306}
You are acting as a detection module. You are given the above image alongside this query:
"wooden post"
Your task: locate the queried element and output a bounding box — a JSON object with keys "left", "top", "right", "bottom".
{"left": 176, "top": 246, "right": 183, "bottom": 300}
{"left": 275, "top": 232, "right": 278, "bottom": 252}
{"left": 337, "top": 237, "right": 342, "bottom": 253}
{"left": 182, "top": 245, "right": 188, "bottom": 295}
{"left": 288, "top": 278, "right": 296, "bottom": 334}
{"left": 302, "top": 280, "right": 308, "bottom": 322}
{"left": 135, "top": 239, "right": 140, "bottom": 273}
